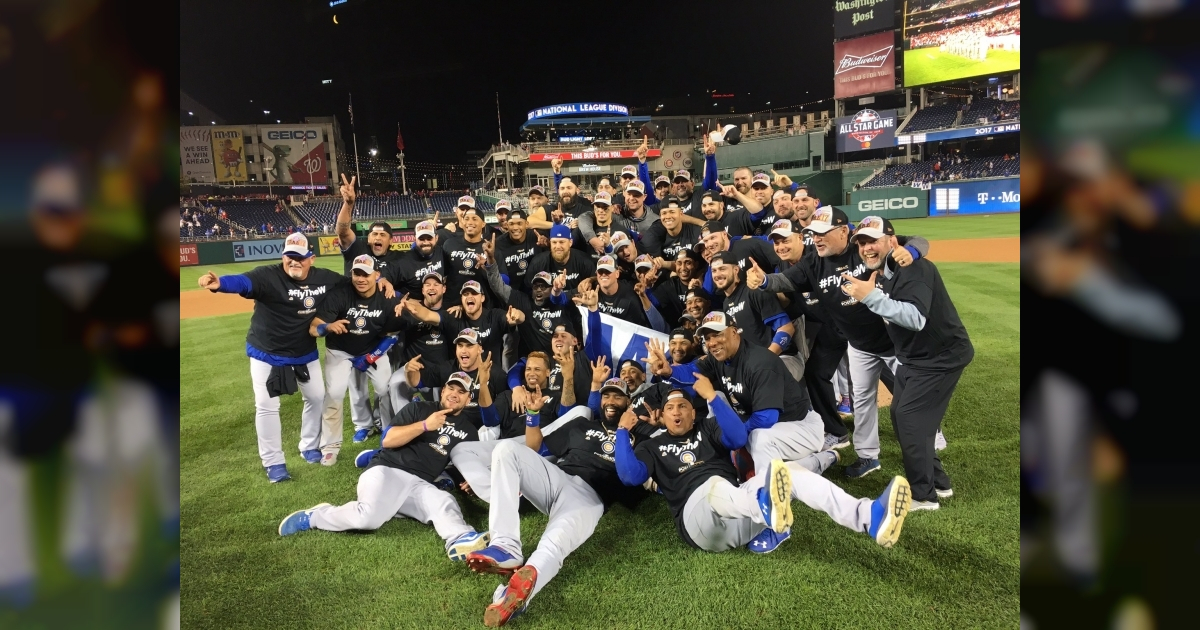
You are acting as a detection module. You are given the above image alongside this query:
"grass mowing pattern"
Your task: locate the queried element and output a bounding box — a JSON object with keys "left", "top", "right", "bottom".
{"left": 891, "top": 213, "right": 1018, "bottom": 241}
{"left": 180, "top": 260, "right": 1018, "bottom": 629}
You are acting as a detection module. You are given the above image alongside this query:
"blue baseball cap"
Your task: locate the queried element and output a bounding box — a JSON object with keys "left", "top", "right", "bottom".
{"left": 549, "top": 224, "right": 572, "bottom": 240}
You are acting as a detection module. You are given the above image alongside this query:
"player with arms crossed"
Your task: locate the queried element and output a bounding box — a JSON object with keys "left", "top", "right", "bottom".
{"left": 614, "top": 387, "right": 913, "bottom": 554}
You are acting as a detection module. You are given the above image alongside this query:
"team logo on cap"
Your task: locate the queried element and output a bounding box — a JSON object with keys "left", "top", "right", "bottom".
{"left": 813, "top": 208, "right": 833, "bottom": 224}
{"left": 303, "top": 296, "right": 315, "bottom": 308}
{"left": 355, "top": 317, "right": 366, "bottom": 328}
{"left": 287, "top": 233, "right": 306, "bottom": 246}
{"left": 858, "top": 216, "right": 883, "bottom": 231}
{"left": 457, "top": 195, "right": 475, "bottom": 207}
{"left": 773, "top": 219, "right": 791, "bottom": 231}
{"left": 752, "top": 173, "right": 770, "bottom": 186}
{"left": 702, "top": 312, "right": 724, "bottom": 325}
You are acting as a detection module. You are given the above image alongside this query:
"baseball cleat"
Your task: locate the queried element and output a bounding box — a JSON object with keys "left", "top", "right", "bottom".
{"left": 265, "top": 464, "right": 291, "bottom": 483}
{"left": 466, "top": 545, "right": 524, "bottom": 575}
{"left": 484, "top": 565, "right": 537, "bottom": 627}
{"left": 353, "top": 429, "right": 370, "bottom": 443}
{"left": 447, "top": 531, "right": 491, "bottom": 562}
{"left": 756, "top": 459, "right": 793, "bottom": 533}
{"left": 935, "top": 430, "right": 947, "bottom": 451}
{"left": 837, "top": 396, "right": 852, "bottom": 415}
{"left": 278, "top": 503, "right": 332, "bottom": 536}
{"left": 301, "top": 449, "right": 322, "bottom": 464}
{"left": 354, "top": 449, "right": 379, "bottom": 468}
{"left": 433, "top": 471, "right": 455, "bottom": 491}
{"left": 935, "top": 487, "right": 954, "bottom": 499}
{"left": 845, "top": 457, "right": 881, "bottom": 479}
{"left": 910, "top": 500, "right": 940, "bottom": 512}
{"left": 747, "top": 526, "right": 790, "bottom": 554}
{"left": 321, "top": 451, "right": 337, "bottom": 467}
{"left": 824, "top": 433, "right": 851, "bottom": 450}
{"left": 868, "top": 476, "right": 911, "bottom": 548}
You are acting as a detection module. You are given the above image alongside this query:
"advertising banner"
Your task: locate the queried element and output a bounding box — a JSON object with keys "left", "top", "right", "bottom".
{"left": 390, "top": 231, "right": 415, "bottom": 252}
{"left": 257, "top": 125, "right": 329, "bottom": 185}
{"left": 896, "top": 121, "right": 1020, "bottom": 145}
{"left": 834, "top": 108, "right": 898, "bottom": 152}
{"left": 211, "top": 127, "right": 249, "bottom": 183}
{"left": 902, "top": 0, "right": 1020, "bottom": 87}
{"left": 527, "top": 103, "right": 629, "bottom": 121}
{"left": 180, "top": 127, "right": 216, "bottom": 182}
{"left": 846, "top": 187, "right": 928, "bottom": 220}
{"left": 833, "top": 31, "right": 896, "bottom": 99}
{"left": 929, "top": 177, "right": 1020, "bottom": 216}
{"left": 179, "top": 243, "right": 199, "bottom": 267}
{"left": 232, "top": 239, "right": 288, "bottom": 262}
{"left": 834, "top": 0, "right": 895, "bottom": 40}
{"left": 317, "top": 236, "right": 343, "bottom": 256}
{"left": 528, "top": 150, "right": 661, "bottom": 162}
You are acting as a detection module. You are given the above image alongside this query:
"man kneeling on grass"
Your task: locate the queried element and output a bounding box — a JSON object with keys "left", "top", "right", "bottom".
{"left": 614, "top": 387, "right": 914, "bottom": 554}
{"left": 277, "top": 372, "right": 492, "bottom": 562}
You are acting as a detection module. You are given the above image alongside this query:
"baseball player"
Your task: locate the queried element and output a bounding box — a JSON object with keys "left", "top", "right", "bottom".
{"left": 309, "top": 255, "right": 402, "bottom": 465}
{"left": 197, "top": 232, "right": 348, "bottom": 482}
{"left": 403, "top": 328, "right": 504, "bottom": 429}
{"left": 277, "top": 372, "right": 492, "bottom": 562}
{"left": 649, "top": 312, "right": 835, "bottom": 478}
{"left": 708, "top": 250, "right": 801, "bottom": 380}
{"left": 463, "top": 375, "right": 654, "bottom": 627}
{"left": 388, "top": 272, "right": 453, "bottom": 411}
{"left": 744, "top": 208, "right": 928, "bottom": 479}
{"left": 589, "top": 255, "right": 669, "bottom": 333}
{"left": 387, "top": 220, "right": 449, "bottom": 297}
{"left": 615, "top": 388, "right": 912, "bottom": 553}
{"left": 843, "top": 217, "right": 973, "bottom": 511}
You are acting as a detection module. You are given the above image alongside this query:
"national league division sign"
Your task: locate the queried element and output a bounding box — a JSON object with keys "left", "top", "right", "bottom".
{"left": 833, "top": 0, "right": 895, "bottom": 40}
{"left": 835, "top": 109, "right": 897, "bottom": 152}
{"left": 833, "top": 31, "right": 896, "bottom": 99}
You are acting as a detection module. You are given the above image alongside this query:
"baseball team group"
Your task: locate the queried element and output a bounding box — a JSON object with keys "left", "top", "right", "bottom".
{"left": 196, "top": 138, "right": 974, "bottom": 627}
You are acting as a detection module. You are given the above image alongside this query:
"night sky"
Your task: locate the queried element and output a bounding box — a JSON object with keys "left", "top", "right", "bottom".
{"left": 181, "top": 0, "right": 836, "bottom": 163}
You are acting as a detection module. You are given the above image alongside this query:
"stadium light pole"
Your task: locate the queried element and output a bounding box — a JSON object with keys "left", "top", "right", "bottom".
{"left": 303, "top": 135, "right": 315, "bottom": 200}
{"left": 397, "top": 152, "right": 407, "bottom": 194}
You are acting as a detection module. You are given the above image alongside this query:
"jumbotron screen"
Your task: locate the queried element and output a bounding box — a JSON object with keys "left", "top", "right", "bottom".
{"left": 902, "top": 0, "right": 1019, "bottom": 87}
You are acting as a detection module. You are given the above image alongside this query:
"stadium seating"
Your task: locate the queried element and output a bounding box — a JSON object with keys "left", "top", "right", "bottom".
{"left": 180, "top": 207, "right": 237, "bottom": 239}
{"left": 961, "top": 98, "right": 1020, "bottom": 125}
{"left": 902, "top": 103, "right": 960, "bottom": 133}
{"left": 211, "top": 199, "right": 299, "bottom": 234}
{"left": 296, "top": 195, "right": 429, "bottom": 224}
{"left": 862, "top": 153, "right": 1020, "bottom": 188}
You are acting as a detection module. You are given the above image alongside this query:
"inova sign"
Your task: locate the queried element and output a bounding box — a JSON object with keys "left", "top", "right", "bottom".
{"left": 858, "top": 196, "right": 920, "bottom": 211}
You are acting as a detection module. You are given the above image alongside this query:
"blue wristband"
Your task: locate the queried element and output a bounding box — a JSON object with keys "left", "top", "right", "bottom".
{"left": 316, "top": 323, "right": 328, "bottom": 337}
{"left": 524, "top": 412, "right": 540, "bottom": 427}
{"left": 771, "top": 330, "right": 791, "bottom": 350}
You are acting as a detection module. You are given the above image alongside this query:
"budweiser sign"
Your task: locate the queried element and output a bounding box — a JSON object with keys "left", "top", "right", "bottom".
{"left": 836, "top": 45, "right": 894, "bottom": 75}
{"left": 528, "top": 149, "right": 662, "bottom": 162}
{"left": 832, "top": 31, "right": 896, "bottom": 99}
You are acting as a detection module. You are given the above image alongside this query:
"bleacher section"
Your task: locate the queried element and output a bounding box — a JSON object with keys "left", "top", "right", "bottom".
{"left": 961, "top": 98, "right": 1021, "bottom": 126}
{"left": 211, "top": 199, "right": 299, "bottom": 233}
{"left": 903, "top": 103, "right": 960, "bottom": 133}
{"left": 430, "top": 192, "right": 496, "bottom": 214}
{"left": 296, "top": 195, "right": 429, "bottom": 225}
{"left": 180, "top": 207, "right": 236, "bottom": 238}
{"left": 862, "top": 154, "right": 1020, "bottom": 188}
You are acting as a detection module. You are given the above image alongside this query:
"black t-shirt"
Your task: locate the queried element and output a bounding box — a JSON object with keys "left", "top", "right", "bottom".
{"left": 369, "top": 401, "right": 480, "bottom": 482}
{"left": 511, "top": 349, "right": 593, "bottom": 410}
{"left": 524, "top": 250, "right": 595, "bottom": 296}
{"left": 494, "top": 389, "right": 563, "bottom": 439}
{"left": 500, "top": 289, "right": 579, "bottom": 358}
{"left": 396, "top": 306, "right": 456, "bottom": 375}
{"left": 388, "top": 246, "right": 450, "bottom": 297}
{"left": 778, "top": 245, "right": 893, "bottom": 354}
{"left": 341, "top": 238, "right": 400, "bottom": 277}
{"left": 633, "top": 415, "right": 739, "bottom": 548}
{"left": 651, "top": 276, "right": 688, "bottom": 326}
{"left": 719, "top": 282, "right": 785, "bottom": 349}
{"left": 717, "top": 209, "right": 756, "bottom": 238}
{"left": 597, "top": 283, "right": 651, "bottom": 329}
{"left": 641, "top": 223, "right": 702, "bottom": 262}
{"left": 441, "top": 307, "right": 510, "bottom": 361}
{"left": 546, "top": 415, "right": 651, "bottom": 506}
{"left": 695, "top": 341, "right": 811, "bottom": 421}
{"left": 875, "top": 258, "right": 974, "bottom": 371}
{"left": 749, "top": 203, "right": 778, "bottom": 237}
{"left": 493, "top": 231, "right": 542, "bottom": 293}
{"left": 316, "top": 285, "right": 402, "bottom": 356}
{"left": 720, "top": 237, "right": 780, "bottom": 284}
{"left": 440, "top": 235, "right": 494, "bottom": 307}
{"left": 241, "top": 265, "right": 349, "bottom": 357}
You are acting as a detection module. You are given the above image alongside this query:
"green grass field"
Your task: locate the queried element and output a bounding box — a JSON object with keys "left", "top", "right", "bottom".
{"left": 903, "top": 48, "right": 1021, "bottom": 89}
{"left": 180, "top": 254, "right": 1020, "bottom": 628}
